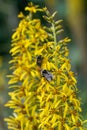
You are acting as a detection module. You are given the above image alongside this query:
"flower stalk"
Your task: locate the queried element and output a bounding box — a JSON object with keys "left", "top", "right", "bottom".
{"left": 5, "top": 2, "right": 87, "bottom": 130}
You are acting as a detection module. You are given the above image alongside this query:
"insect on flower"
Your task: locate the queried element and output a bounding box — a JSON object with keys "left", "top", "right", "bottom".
{"left": 36, "top": 55, "right": 43, "bottom": 67}
{"left": 41, "top": 69, "right": 53, "bottom": 81}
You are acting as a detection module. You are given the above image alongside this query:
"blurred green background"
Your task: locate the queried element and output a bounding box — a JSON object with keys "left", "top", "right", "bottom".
{"left": 0, "top": 0, "right": 87, "bottom": 129}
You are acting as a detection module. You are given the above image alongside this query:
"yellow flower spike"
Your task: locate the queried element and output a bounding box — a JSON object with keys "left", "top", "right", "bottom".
{"left": 5, "top": 2, "right": 87, "bottom": 130}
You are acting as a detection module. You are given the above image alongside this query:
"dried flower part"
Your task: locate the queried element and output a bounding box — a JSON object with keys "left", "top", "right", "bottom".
{"left": 5, "top": 2, "right": 87, "bottom": 130}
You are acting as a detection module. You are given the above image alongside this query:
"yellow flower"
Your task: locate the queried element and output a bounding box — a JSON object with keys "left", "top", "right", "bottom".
{"left": 18, "top": 12, "right": 24, "bottom": 18}
{"left": 25, "top": 2, "right": 43, "bottom": 13}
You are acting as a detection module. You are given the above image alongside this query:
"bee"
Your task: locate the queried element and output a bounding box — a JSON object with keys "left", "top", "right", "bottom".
{"left": 41, "top": 69, "right": 53, "bottom": 81}
{"left": 36, "top": 55, "right": 43, "bottom": 67}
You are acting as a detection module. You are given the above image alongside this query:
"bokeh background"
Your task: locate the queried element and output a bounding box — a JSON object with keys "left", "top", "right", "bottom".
{"left": 0, "top": 0, "right": 87, "bottom": 129}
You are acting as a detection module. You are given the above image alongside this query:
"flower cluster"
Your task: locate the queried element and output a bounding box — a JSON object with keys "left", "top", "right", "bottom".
{"left": 5, "top": 2, "right": 87, "bottom": 130}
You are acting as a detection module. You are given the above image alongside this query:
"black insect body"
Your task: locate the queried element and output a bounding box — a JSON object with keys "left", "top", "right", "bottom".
{"left": 36, "top": 55, "right": 43, "bottom": 67}
{"left": 41, "top": 69, "right": 53, "bottom": 81}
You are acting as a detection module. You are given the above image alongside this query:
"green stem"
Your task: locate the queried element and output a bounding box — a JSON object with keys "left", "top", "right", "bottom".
{"left": 52, "top": 22, "right": 58, "bottom": 86}
{"left": 52, "top": 22, "right": 57, "bottom": 66}
{"left": 52, "top": 23, "right": 57, "bottom": 44}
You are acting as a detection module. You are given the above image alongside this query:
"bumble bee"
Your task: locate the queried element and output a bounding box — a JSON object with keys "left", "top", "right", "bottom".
{"left": 36, "top": 55, "right": 43, "bottom": 67}
{"left": 41, "top": 69, "right": 53, "bottom": 81}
